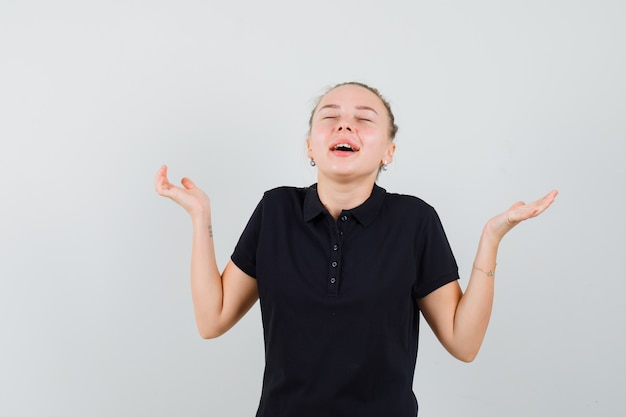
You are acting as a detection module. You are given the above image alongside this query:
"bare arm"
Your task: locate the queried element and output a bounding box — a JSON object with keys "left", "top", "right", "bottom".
{"left": 155, "top": 165, "right": 258, "bottom": 339}
{"left": 418, "top": 190, "right": 558, "bottom": 362}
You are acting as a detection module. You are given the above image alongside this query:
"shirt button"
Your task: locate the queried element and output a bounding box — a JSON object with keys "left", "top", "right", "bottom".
{"left": 333, "top": 244, "right": 339, "bottom": 251}
{"left": 331, "top": 261, "right": 338, "bottom": 267}
{"left": 330, "top": 277, "right": 336, "bottom": 284}
{"left": 341, "top": 215, "right": 348, "bottom": 221}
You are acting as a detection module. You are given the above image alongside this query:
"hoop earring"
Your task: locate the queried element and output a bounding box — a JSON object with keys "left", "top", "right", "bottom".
{"left": 310, "top": 159, "right": 316, "bottom": 167}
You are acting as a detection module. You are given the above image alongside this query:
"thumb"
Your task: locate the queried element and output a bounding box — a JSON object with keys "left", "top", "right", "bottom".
{"left": 181, "top": 177, "right": 196, "bottom": 190}
{"left": 509, "top": 201, "right": 525, "bottom": 210}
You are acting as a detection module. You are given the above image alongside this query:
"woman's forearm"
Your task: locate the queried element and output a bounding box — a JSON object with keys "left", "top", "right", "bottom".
{"left": 189, "top": 209, "right": 225, "bottom": 338}
{"left": 451, "top": 226, "right": 500, "bottom": 361}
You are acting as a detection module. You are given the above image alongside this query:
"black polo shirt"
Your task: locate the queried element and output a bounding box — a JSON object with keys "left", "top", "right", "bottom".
{"left": 231, "top": 184, "right": 459, "bottom": 417}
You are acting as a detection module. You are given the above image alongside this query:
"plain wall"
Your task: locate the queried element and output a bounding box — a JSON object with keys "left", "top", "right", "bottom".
{"left": 1, "top": 1, "right": 624, "bottom": 416}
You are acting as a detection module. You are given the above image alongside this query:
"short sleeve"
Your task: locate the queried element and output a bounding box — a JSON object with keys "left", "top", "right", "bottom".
{"left": 231, "top": 198, "right": 264, "bottom": 279}
{"left": 413, "top": 207, "right": 459, "bottom": 299}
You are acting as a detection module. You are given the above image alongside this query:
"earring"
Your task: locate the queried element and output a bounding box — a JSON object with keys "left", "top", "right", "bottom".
{"left": 310, "top": 159, "right": 316, "bottom": 167}
{"left": 381, "top": 161, "right": 388, "bottom": 171}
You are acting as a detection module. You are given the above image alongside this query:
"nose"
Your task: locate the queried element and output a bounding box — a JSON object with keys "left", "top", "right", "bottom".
{"left": 336, "top": 122, "right": 352, "bottom": 132}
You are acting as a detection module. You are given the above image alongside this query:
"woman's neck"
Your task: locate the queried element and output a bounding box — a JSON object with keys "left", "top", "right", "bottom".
{"left": 316, "top": 176, "right": 376, "bottom": 220}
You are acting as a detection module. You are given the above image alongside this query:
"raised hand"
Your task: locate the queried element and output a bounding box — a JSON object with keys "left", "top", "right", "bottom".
{"left": 154, "top": 164, "right": 211, "bottom": 218}
{"left": 486, "top": 190, "right": 559, "bottom": 242}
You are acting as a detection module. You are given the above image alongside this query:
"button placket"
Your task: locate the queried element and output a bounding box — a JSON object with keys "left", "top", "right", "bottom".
{"left": 327, "top": 240, "right": 340, "bottom": 294}
{"left": 327, "top": 213, "right": 348, "bottom": 295}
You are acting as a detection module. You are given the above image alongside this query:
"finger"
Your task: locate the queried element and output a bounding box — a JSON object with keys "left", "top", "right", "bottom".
{"left": 530, "top": 190, "right": 558, "bottom": 214}
{"left": 512, "top": 191, "right": 558, "bottom": 222}
{"left": 535, "top": 190, "right": 558, "bottom": 206}
{"left": 157, "top": 164, "right": 167, "bottom": 179}
{"left": 154, "top": 165, "right": 165, "bottom": 190}
{"left": 181, "top": 177, "right": 196, "bottom": 190}
{"left": 155, "top": 164, "right": 167, "bottom": 182}
{"left": 542, "top": 189, "right": 559, "bottom": 206}
{"left": 155, "top": 165, "right": 176, "bottom": 196}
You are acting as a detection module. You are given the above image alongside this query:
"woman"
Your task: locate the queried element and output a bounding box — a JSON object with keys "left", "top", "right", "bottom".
{"left": 155, "top": 82, "right": 557, "bottom": 416}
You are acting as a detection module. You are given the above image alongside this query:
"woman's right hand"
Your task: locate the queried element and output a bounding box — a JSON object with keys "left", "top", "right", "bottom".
{"left": 154, "top": 165, "right": 210, "bottom": 219}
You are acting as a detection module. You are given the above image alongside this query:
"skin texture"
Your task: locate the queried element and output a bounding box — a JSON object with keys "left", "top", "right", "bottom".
{"left": 155, "top": 83, "right": 558, "bottom": 361}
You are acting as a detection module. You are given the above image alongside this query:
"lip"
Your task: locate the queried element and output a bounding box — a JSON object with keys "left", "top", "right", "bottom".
{"left": 329, "top": 138, "right": 361, "bottom": 152}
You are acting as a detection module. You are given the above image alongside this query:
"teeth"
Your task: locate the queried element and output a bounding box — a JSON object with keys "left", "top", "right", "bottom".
{"left": 334, "top": 143, "right": 353, "bottom": 150}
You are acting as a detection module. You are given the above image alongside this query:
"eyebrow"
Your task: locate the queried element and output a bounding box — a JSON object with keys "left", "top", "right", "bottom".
{"left": 318, "top": 104, "right": 379, "bottom": 115}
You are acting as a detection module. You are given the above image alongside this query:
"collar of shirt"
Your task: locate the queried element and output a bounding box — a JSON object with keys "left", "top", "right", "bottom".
{"left": 302, "top": 183, "right": 386, "bottom": 226}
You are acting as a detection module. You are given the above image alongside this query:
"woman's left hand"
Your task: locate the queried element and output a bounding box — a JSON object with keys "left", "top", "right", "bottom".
{"left": 486, "top": 190, "right": 559, "bottom": 242}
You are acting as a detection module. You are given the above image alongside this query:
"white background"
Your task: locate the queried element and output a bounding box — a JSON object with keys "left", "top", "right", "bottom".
{"left": 1, "top": 1, "right": 624, "bottom": 416}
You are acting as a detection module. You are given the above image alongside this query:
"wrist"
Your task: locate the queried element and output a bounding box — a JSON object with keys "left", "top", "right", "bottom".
{"left": 483, "top": 216, "right": 511, "bottom": 244}
{"left": 480, "top": 222, "right": 503, "bottom": 251}
{"left": 190, "top": 205, "right": 212, "bottom": 228}
{"left": 473, "top": 262, "right": 496, "bottom": 277}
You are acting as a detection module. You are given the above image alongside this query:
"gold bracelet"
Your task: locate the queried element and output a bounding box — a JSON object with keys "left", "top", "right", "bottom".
{"left": 473, "top": 263, "right": 496, "bottom": 277}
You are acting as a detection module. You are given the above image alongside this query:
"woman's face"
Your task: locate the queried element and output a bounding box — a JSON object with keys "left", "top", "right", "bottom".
{"left": 307, "top": 84, "right": 396, "bottom": 182}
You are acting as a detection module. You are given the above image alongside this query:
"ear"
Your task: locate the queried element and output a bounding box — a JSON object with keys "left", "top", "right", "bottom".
{"left": 306, "top": 138, "right": 313, "bottom": 159}
{"left": 384, "top": 142, "right": 396, "bottom": 164}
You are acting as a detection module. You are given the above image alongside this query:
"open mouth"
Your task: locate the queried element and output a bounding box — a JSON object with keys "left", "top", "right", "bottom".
{"left": 331, "top": 143, "right": 359, "bottom": 152}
